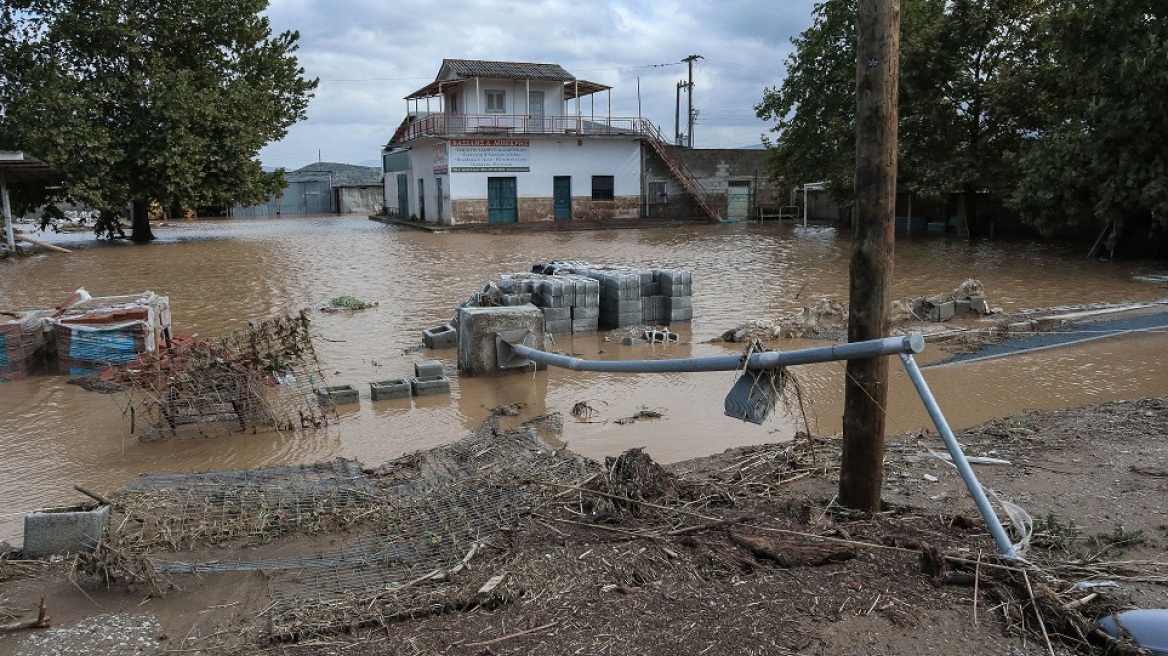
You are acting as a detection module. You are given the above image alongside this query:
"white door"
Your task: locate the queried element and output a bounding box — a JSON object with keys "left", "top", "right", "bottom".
{"left": 528, "top": 91, "right": 545, "bottom": 132}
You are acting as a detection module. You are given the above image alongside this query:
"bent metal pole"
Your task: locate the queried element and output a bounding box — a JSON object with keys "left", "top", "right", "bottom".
{"left": 899, "top": 352, "right": 1017, "bottom": 559}
{"left": 504, "top": 333, "right": 925, "bottom": 373}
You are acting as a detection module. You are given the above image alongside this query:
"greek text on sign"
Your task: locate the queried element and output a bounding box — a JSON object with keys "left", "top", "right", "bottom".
{"left": 450, "top": 139, "right": 530, "bottom": 172}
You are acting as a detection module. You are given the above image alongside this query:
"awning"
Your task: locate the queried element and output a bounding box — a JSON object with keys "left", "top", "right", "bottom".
{"left": 405, "top": 78, "right": 466, "bottom": 101}
{"left": 564, "top": 79, "right": 611, "bottom": 100}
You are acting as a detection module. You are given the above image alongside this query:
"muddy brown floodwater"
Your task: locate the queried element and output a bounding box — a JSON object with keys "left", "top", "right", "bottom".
{"left": 1, "top": 215, "right": 1166, "bottom": 544}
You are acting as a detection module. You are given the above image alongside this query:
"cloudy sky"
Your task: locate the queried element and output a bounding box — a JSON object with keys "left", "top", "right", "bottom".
{"left": 257, "top": 0, "right": 819, "bottom": 169}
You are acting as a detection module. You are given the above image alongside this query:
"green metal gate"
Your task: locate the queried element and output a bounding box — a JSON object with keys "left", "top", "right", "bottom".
{"left": 488, "top": 177, "right": 517, "bottom": 223}
{"left": 553, "top": 176, "right": 571, "bottom": 220}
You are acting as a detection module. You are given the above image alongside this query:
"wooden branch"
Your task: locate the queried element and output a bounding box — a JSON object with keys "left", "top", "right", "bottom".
{"left": 463, "top": 621, "right": 559, "bottom": 648}
{"left": 74, "top": 485, "right": 111, "bottom": 506}
{"left": 14, "top": 234, "right": 73, "bottom": 254}
{"left": 0, "top": 597, "right": 50, "bottom": 632}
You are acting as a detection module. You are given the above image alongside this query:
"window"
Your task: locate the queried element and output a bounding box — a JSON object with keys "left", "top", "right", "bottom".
{"left": 648, "top": 181, "right": 667, "bottom": 204}
{"left": 592, "top": 176, "right": 615, "bottom": 201}
{"left": 485, "top": 90, "right": 505, "bottom": 113}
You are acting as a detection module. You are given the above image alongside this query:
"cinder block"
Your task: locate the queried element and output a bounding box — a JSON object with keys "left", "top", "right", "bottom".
{"left": 955, "top": 299, "right": 972, "bottom": 315}
{"left": 571, "top": 306, "right": 600, "bottom": 321}
{"left": 422, "top": 323, "right": 458, "bottom": 349}
{"left": 545, "top": 319, "right": 573, "bottom": 335}
{"left": 542, "top": 307, "right": 571, "bottom": 322}
{"left": 668, "top": 308, "right": 693, "bottom": 323}
{"left": 601, "top": 311, "right": 643, "bottom": 329}
{"left": 457, "top": 305, "right": 544, "bottom": 376}
{"left": 371, "top": 378, "right": 412, "bottom": 400}
{"left": 414, "top": 360, "right": 444, "bottom": 378}
{"left": 666, "top": 296, "right": 693, "bottom": 311}
{"left": 411, "top": 375, "right": 451, "bottom": 396}
{"left": 601, "top": 299, "right": 642, "bottom": 314}
{"left": 571, "top": 319, "right": 599, "bottom": 334}
{"left": 969, "top": 294, "right": 988, "bottom": 314}
{"left": 938, "top": 301, "right": 956, "bottom": 321}
{"left": 641, "top": 282, "right": 661, "bottom": 296}
{"left": 317, "top": 384, "right": 360, "bottom": 406}
{"left": 23, "top": 504, "right": 109, "bottom": 558}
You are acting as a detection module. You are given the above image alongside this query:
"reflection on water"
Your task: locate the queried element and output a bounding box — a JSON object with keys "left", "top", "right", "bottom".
{"left": 1, "top": 216, "right": 1166, "bottom": 542}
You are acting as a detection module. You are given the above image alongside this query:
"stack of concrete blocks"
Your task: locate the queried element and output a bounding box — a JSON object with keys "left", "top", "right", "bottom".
{"left": 569, "top": 265, "right": 694, "bottom": 328}
{"left": 493, "top": 273, "right": 600, "bottom": 335}
{"left": 411, "top": 359, "right": 451, "bottom": 396}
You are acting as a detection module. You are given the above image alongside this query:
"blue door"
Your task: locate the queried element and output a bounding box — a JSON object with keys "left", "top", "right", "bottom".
{"left": 553, "top": 176, "right": 571, "bottom": 220}
{"left": 487, "top": 177, "right": 517, "bottom": 223}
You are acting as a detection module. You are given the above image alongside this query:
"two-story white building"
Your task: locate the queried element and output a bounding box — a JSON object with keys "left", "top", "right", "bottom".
{"left": 382, "top": 59, "right": 719, "bottom": 225}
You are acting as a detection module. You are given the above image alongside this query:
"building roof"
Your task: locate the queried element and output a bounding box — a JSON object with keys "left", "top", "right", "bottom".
{"left": 405, "top": 59, "right": 610, "bottom": 100}
{"left": 286, "top": 162, "right": 381, "bottom": 186}
{"left": 442, "top": 59, "right": 575, "bottom": 81}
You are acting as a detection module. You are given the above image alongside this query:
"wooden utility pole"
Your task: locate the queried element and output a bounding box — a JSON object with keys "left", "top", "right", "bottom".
{"left": 840, "top": 0, "right": 900, "bottom": 512}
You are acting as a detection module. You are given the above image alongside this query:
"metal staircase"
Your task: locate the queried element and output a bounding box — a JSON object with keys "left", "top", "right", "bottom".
{"left": 638, "top": 121, "right": 722, "bottom": 222}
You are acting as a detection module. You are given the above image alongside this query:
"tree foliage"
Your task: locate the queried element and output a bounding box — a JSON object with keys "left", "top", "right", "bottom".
{"left": 760, "top": 0, "right": 1168, "bottom": 252}
{"left": 0, "top": 0, "right": 317, "bottom": 241}
{"left": 1010, "top": 0, "right": 1168, "bottom": 249}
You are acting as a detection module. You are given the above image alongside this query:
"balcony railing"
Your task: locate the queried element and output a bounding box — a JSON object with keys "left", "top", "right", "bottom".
{"left": 396, "top": 113, "right": 653, "bottom": 143}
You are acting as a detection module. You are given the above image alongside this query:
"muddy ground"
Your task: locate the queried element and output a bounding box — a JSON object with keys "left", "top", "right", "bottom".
{"left": 2, "top": 392, "right": 1167, "bottom": 656}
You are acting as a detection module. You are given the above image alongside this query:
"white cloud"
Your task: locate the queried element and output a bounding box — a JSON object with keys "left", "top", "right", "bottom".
{"left": 259, "top": 0, "right": 817, "bottom": 168}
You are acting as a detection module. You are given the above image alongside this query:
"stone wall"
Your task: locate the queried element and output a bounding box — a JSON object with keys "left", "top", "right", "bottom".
{"left": 450, "top": 196, "right": 639, "bottom": 224}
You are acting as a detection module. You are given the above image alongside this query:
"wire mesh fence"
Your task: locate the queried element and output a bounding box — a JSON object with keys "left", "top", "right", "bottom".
{"left": 109, "top": 313, "right": 332, "bottom": 439}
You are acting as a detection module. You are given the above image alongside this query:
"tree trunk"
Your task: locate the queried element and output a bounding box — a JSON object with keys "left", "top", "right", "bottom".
{"left": 130, "top": 199, "right": 155, "bottom": 243}
{"left": 840, "top": 0, "right": 900, "bottom": 513}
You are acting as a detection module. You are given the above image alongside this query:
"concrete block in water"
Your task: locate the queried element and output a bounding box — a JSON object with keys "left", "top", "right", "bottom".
{"left": 414, "top": 360, "right": 444, "bottom": 378}
{"left": 411, "top": 375, "right": 451, "bottom": 396}
{"left": 668, "top": 307, "right": 693, "bottom": 323}
{"left": 24, "top": 504, "right": 109, "bottom": 558}
{"left": 572, "top": 318, "right": 599, "bottom": 334}
{"left": 422, "top": 323, "right": 458, "bottom": 349}
{"left": 457, "top": 305, "right": 544, "bottom": 376}
{"left": 938, "top": 301, "right": 956, "bottom": 321}
{"left": 317, "top": 384, "right": 360, "bottom": 406}
{"left": 955, "top": 299, "right": 972, "bottom": 315}
{"left": 545, "top": 319, "right": 573, "bottom": 335}
{"left": 370, "top": 378, "right": 412, "bottom": 400}
{"left": 666, "top": 296, "right": 693, "bottom": 311}
{"left": 969, "top": 294, "right": 988, "bottom": 314}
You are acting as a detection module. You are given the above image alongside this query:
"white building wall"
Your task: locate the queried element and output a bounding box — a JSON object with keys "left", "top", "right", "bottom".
{"left": 454, "top": 79, "right": 567, "bottom": 115}
{"left": 447, "top": 137, "right": 641, "bottom": 199}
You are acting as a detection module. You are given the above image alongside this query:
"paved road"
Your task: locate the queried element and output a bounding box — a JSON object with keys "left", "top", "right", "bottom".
{"left": 926, "top": 307, "right": 1168, "bottom": 368}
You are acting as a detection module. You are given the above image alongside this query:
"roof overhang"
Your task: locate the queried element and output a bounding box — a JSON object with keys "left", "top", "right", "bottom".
{"left": 564, "top": 79, "right": 611, "bottom": 100}
{"left": 405, "top": 79, "right": 466, "bottom": 101}
{"left": 0, "top": 152, "right": 64, "bottom": 185}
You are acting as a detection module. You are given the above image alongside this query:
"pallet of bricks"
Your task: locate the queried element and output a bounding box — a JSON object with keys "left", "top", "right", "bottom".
{"left": 0, "top": 310, "right": 52, "bottom": 381}
{"left": 53, "top": 290, "right": 172, "bottom": 375}
{"left": 475, "top": 262, "right": 692, "bottom": 335}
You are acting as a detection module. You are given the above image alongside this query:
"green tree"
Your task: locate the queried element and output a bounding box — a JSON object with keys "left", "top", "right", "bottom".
{"left": 1010, "top": 1, "right": 1168, "bottom": 255}
{"left": 758, "top": 0, "right": 1047, "bottom": 234}
{"left": 755, "top": 0, "right": 859, "bottom": 216}
{"left": 0, "top": 0, "right": 316, "bottom": 242}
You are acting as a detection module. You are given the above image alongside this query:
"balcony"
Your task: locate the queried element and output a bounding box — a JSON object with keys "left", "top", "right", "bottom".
{"left": 394, "top": 113, "right": 653, "bottom": 144}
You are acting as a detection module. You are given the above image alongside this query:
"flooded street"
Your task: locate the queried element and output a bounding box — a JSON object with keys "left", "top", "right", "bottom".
{"left": 1, "top": 216, "right": 1166, "bottom": 543}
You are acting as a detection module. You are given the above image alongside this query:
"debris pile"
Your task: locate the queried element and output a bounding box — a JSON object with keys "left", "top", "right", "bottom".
{"left": 457, "top": 261, "right": 693, "bottom": 335}
{"left": 106, "top": 313, "right": 331, "bottom": 439}
{"left": 0, "top": 310, "right": 51, "bottom": 381}
{"left": 717, "top": 280, "right": 998, "bottom": 342}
